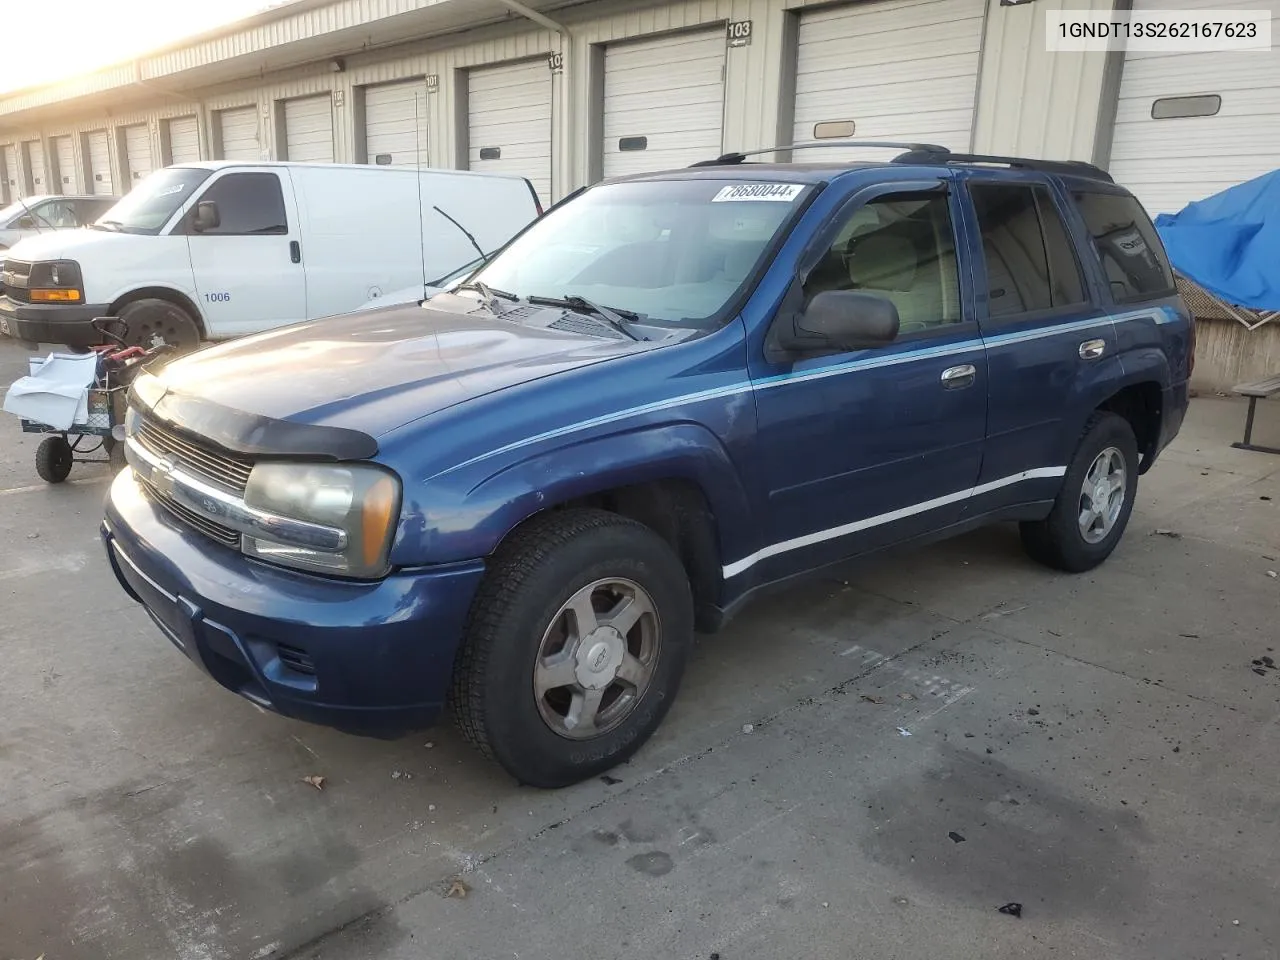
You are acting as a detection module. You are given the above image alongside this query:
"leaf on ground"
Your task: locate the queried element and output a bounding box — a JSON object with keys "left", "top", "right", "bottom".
{"left": 302, "top": 775, "right": 326, "bottom": 791}
{"left": 897, "top": 692, "right": 916, "bottom": 701}
{"left": 446, "top": 878, "right": 471, "bottom": 899}
{"left": 860, "top": 694, "right": 885, "bottom": 704}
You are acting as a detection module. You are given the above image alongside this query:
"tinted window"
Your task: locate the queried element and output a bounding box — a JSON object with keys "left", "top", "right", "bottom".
{"left": 191, "top": 173, "right": 288, "bottom": 236}
{"left": 971, "top": 183, "right": 1086, "bottom": 318}
{"left": 805, "top": 192, "right": 961, "bottom": 335}
{"left": 1072, "top": 191, "right": 1175, "bottom": 302}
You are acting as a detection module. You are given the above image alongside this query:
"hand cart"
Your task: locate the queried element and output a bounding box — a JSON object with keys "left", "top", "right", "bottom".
{"left": 16, "top": 318, "right": 172, "bottom": 483}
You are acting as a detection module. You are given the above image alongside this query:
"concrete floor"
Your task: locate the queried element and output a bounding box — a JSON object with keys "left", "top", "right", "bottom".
{"left": 1, "top": 337, "right": 1278, "bottom": 960}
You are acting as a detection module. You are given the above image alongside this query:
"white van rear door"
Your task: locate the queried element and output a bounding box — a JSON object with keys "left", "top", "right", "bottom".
{"left": 183, "top": 169, "right": 307, "bottom": 337}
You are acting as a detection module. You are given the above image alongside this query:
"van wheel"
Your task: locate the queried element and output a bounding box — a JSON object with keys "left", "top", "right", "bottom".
{"left": 451, "top": 509, "right": 693, "bottom": 788}
{"left": 117, "top": 299, "right": 201, "bottom": 352}
{"left": 1020, "top": 412, "right": 1139, "bottom": 573}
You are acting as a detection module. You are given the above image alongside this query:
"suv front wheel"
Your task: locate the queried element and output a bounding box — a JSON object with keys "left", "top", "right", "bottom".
{"left": 451, "top": 509, "right": 693, "bottom": 788}
{"left": 1020, "top": 411, "right": 1140, "bottom": 573}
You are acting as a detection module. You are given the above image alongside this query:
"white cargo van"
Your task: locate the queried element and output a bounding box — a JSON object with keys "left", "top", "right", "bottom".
{"left": 0, "top": 162, "right": 541, "bottom": 349}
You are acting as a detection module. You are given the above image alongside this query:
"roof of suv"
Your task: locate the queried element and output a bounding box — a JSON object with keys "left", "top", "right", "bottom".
{"left": 619, "top": 142, "right": 1117, "bottom": 188}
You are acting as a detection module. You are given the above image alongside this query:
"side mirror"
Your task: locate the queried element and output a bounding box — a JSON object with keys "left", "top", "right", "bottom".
{"left": 781, "top": 290, "right": 900, "bottom": 353}
{"left": 191, "top": 201, "right": 221, "bottom": 233}
{"left": 16, "top": 216, "right": 36, "bottom": 229}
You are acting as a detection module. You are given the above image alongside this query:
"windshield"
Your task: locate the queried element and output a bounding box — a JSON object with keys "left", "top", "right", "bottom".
{"left": 94, "top": 167, "right": 213, "bottom": 234}
{"left": 0, "top": 199, "right": 45, "bottom": 227}
{"left": 469, "top": 179, "right": 812, "bottom": 327}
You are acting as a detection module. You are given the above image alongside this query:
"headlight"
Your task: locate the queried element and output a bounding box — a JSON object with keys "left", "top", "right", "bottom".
{"left": 241, "top": 462, "right": 401, "bottom": 579}
{"left": 29, "top": 259, "right": 84, "bottom": 302}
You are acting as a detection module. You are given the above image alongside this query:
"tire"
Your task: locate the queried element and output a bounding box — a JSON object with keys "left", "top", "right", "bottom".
{"left": 451, "top": 508, "right": 694, "bottom": 788}
{"left": 116, "top": 298, "right": 202, "bottom": 352}
{"left": 35, "top": 436, "right": 73, "bottom": 483}
{"left": 1020, "top": 412, "right": 1140, "bottom": 573}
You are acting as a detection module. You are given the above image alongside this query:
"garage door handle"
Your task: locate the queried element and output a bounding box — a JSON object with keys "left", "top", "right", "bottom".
{"left": 290, "top": 241, "right": 301, "bottom": 264}
{"left": 941, "top": 364, "right": 977, "bottom": 389}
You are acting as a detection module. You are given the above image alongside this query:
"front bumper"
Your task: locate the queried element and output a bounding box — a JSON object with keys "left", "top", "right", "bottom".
{"left": 102, "top": 469, "right": 485, "bottom": 736}
{"left": 0, "top": 295, "right": 113, "bottom": 347}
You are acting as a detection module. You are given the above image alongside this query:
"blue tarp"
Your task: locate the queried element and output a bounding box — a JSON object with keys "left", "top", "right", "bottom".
{"left": 1154, "top": 169, "right": 1280, "bottom": 312}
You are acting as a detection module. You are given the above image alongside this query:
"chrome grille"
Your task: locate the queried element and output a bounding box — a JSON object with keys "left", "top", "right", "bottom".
{"left": 145, "top": 480, "right": 242, "bottom": 549}
{"left": 136, "top": 417, "right": 254, "bottom": 494}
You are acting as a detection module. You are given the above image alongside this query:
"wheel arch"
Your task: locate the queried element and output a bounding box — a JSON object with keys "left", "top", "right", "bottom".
{"left": 399, "top": 423, "right": 754, "bottom": 632}
{"left": 108, "top": 286, "right": 207, "bottom": 337}
{"left": 1096, "top": 380, "right": 1163, "bottom": 473}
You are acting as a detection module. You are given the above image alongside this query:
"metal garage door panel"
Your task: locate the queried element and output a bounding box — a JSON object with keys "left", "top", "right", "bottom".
{"left": 364, "top": 81, "right": 429, "bottom": 167}
{"left": 1108, "top": 0, "right": 1280, "bottom": 216}
{"left": 124, "top": 124, "right": 153, "bottom": 185}
{"left": 603, "top": 29, "right": 726, "bottom": 178}
{"left": 25, "top": 141, "right": 46, "bottom": 192}
{"left": 0, "top": 144, "right": 14, "bottom": 201}
{"left": 168, "top": 116, "right": 201, "bottom": 164}
{"left": 284, "top": 95, "right": 335, "bottom": 164}
{"left": 87, "top": 131, "right": 112, "bottom": 195}
{"left": 219, "top": 106, "right": 260, "bottom": 161}
{"left": 53, "top": 136, "right": 75, "bottom": 193}
{"left": 468, "top": 59, "right": 551, "bottom": 204}
{"left": 793, "top": 0, "right": 985, "bottom": 162}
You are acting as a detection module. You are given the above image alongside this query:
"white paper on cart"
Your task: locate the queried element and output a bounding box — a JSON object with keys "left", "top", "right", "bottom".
{"left": 2, "top": 352, "right": 99, "bottom": 431}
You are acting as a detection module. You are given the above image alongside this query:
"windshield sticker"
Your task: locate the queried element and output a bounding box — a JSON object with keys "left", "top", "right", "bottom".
{"left": 712, "top": 183, "right": 805, "bottom": 203}
{"left": 154, "top": 184, "right": 189, "bottom": 198}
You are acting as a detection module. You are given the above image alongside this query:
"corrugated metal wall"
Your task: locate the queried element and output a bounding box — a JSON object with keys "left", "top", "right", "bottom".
{"left": 0, "top": 0, "right": 1139, "bottom": 204}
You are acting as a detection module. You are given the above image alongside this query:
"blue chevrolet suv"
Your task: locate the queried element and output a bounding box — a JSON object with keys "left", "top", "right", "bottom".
{"left": 102, "top": 143, "right": 1192, "bottom": 788}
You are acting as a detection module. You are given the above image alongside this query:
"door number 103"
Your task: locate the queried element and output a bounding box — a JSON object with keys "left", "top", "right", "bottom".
{"left": 204, "top": 292, "right": 231, "bottom": 303}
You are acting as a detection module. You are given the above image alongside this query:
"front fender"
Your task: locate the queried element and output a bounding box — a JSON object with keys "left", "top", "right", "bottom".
{"left": 388, "top": 422, "right": 754, "bottom": 572}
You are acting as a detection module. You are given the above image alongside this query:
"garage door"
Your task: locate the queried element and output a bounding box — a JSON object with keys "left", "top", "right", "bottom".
{"left": 792, "top": 0, "right": 985, "bottom": 161}
{"left": 468, "top": 59, "right": 552, "bottom": 203}
{"left": 52, "top": 136, "right": 75, "bottom": 193}
{"left": 0, "top": 144, "right": 14, "bottom": 202}
{"left": 167, "top": 116, "right": 201, "bottom": 164}
{"left": 1108, "top": 0, "right": 1280, "bottom": 216}
{"left": 122, "top": 124, "right": 153, "bottom": 186}
{"left": 86, "top": 131, "right": 113, "bottom": 195}
{"left": 364, "top": 80, "right": 429, "bottom": 167}
{"left": 284, "top": 95, "right": 335, "bottom": 163}
{"left": 602, "top": 29, "right": 726, "bottom": 177}
{"left": 218, "top": 106, "right": 260, "bottom": 161}
{"left": 24, "top": 141, "right": 46, "bottom": 192}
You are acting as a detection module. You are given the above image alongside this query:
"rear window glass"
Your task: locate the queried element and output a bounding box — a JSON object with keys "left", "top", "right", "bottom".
{"left": 1072, "top": 192, "right": 1176, "bottom": 302}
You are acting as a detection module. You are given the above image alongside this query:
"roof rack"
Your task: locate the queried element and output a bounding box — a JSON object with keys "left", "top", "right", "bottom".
{"left": 892, "top": 148, "right": 1114, "bottom": 183}
{"left": 689, "top": 141, "right": 949, "bottom": 166}
{"left": 690, "top": 141, "right": 1114, "bottom": 183}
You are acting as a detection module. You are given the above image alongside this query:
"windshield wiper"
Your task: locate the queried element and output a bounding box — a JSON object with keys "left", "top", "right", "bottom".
{"left": 455, "top": 280, "right": 518, "bottom": 313}
{"left": 90, "top": 220, "right": 124, "bottom": 232}
{"left": 528, "top": 295, "right": 647, "bottom": 341}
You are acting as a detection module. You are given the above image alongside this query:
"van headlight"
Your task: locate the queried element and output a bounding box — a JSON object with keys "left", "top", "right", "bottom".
{"left": 241, "top": 462, "right": 401, "bottom": 579}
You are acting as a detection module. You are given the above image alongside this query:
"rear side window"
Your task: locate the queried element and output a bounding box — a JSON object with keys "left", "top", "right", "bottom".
{"left": 1072, "top": 191, "right": 1175, "bottom": 302}
{"left": 190, "top": 173, "right": 288, "bottom": 236}
{"left": 970, "top": 183, "right": 1086, "bottom": 318}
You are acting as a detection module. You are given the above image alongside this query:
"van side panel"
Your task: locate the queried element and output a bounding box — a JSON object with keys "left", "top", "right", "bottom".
{"left": 289, "top": 165, "right": 424, "bottom": 318}
{"left": 414, "top": 173, "right": 539, "bottom": 282}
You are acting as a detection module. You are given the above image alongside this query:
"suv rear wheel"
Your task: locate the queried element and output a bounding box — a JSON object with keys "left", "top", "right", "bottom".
{"left": 1020, "top": 412, "right": 1139, "bottom": 572}
{"left": 451, "top": 509, "right": 693, "bottom": 788}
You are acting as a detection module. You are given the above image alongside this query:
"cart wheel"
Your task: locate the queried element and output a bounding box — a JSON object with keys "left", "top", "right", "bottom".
{"left": 35, "top": 436, "right": 74, "bottom": 484}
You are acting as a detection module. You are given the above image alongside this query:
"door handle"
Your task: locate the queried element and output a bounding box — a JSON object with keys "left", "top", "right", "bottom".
{"left": 290, "top": 240, "right": 301, "bottom": 264}
{"left": 1079, "top": 338, "right": 1106, "bottom": 360}
{"left": 940, "top": 364, "right": 977, "bottom": 389}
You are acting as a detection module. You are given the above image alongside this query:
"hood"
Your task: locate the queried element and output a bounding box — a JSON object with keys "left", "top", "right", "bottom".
{"left": 149, "top": 297, "right": 653, "bottom": 444}
{"left": 5, "top": 227, "right": 130, "bottom": 262}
